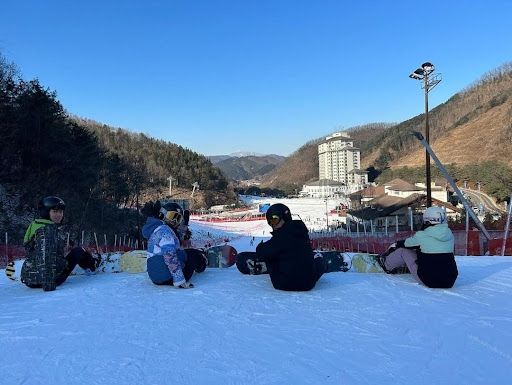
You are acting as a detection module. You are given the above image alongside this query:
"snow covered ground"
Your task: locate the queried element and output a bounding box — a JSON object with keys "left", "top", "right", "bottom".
{"left": 2, "top": 197, "right": 512, "bottom": 385}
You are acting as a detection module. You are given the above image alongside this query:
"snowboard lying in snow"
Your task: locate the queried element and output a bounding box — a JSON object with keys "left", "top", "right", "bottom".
{"left": 205, "top": 245, "right": 237, "bottom": 268}
{"left": 235, "top": 251, "right": 405, "bottom": 275}
{"left": 236, "top": 250, "right": 352, "bottom": 275}
{"left": 348, "top": 253, "right": 384, "bottom": 273}
{"left": 4, "top": 250, "right": 146, "bottom": 280}
{"left": 236, "top": 252, "right": 268, "bottom": 275}
{"left": 119, "top": 250, "right": 148, "bottom": 273}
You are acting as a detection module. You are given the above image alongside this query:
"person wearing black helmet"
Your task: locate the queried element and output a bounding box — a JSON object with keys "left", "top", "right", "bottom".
{"left": 256, "top": 203, "right": 324, "bottom": 291}
{"left": 20, "top": 196, "right": 97, "bottom": 291}
{"left": 142, "top": 200, "right": 197, "bottom": 288}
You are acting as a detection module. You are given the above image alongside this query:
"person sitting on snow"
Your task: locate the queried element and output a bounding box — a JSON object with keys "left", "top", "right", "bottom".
{"left": 378, "top": 206, "right": 458, "bottom": 288}
{"left": 142, "top": 201, "right": 202, "bottom": 288}
{"left": 20, "top": 196, "right": 97, "bottom": 291}
{"left": 256, "top": 203, "right": 324, "bottom": 291}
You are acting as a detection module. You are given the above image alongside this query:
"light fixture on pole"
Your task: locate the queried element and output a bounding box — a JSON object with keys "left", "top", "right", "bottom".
{"left": 409, "top": 62, "right": 442, "bottom": 207}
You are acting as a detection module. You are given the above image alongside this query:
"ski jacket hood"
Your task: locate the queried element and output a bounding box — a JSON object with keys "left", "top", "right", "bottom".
{"left": 142, "top": 217, "right": 165, "bottom": 240}
{"left": 23, "top": 219, "right": 55, "bottom": 245}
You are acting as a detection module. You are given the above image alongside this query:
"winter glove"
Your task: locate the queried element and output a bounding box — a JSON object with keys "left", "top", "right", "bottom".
{"left": 178, "top": 282, "right": 194, "bottom": 289}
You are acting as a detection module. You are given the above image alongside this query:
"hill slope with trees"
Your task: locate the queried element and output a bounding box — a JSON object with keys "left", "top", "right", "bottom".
{"left": 261, "top": 63, "right": 512, "bottom": 201}
{"left": 0, "top": 53, "right": 233, "bottom": 243}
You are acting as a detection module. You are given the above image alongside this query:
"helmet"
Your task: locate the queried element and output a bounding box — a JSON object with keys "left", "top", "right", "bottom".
{"left": 423, "top": 206, "right": 446, "bottom": 225}
{"left": 159, "top": 202, "right": 183, "bottom": 227}
{"left": 265, "top": 203, "right": 292, "bottom": 225}
{"left": 38, "top": 196, "right": 65, "bottom": 219}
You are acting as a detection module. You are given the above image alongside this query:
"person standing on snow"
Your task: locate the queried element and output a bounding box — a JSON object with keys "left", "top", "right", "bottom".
{"left": 256, "top": 203, "right": 324, "bottom": 291}
{"left": 20, "top": 196, "right": 97, "bottom": 291}
{"left": 378, "top": 206, "right": 458, "bottom": 288}
{"left": 142, "top": 201, "right": 197, "bottom": 288}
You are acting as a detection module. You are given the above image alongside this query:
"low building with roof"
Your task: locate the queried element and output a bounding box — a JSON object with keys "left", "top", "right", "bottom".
{"left": 300, "top": 179, "right": 364, "bottom": 198}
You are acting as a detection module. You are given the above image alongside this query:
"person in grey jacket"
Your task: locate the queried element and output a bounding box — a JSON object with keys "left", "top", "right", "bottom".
{"left": 379, "top": 206, "right": 458, "bottom": 288}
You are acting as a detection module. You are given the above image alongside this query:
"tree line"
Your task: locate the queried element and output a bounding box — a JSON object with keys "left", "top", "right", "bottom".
{"left": 0, "top": 53, "right": 230, "bottom": 243}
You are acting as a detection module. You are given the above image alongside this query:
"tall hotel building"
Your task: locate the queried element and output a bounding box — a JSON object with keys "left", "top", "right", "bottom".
{"left": 318, "top": 132, "right": 368, "bottom": 185}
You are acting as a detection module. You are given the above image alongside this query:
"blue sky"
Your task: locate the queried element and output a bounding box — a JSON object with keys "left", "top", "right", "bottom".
{"left": 1, "top": 1, "right": 511, "bottom": 156}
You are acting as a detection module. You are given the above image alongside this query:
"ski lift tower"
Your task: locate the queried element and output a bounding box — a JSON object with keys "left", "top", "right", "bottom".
{"left": 191, "top": 182, "right": 199, "bottom": 198}
{"left": 167, "top": 176, "right": 176, "bottom": 197}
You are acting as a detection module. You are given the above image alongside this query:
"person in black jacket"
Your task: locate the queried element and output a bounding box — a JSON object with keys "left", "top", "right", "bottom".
{"left": 256, "top": 203, "right": 324, "bottom": 291}
{"left": 20, "top": 196, "right": 97, "bottom": 291}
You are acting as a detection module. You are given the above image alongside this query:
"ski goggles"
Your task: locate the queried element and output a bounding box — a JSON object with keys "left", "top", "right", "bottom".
{"left": 161, "top": 209, "right": 183, "bottom": 226}
{"left": 267, "top": 215, "right": 281, "bottom": 226}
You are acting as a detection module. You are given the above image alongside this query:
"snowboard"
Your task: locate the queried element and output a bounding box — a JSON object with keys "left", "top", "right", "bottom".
{"left": 345, "top": 252, "right": 409, "bottom": 274}
{"left": 119, "top": 250, "right": 148, "bottom": 273}
{"left": 316, "top": 251, "right": 351, "bottom": 273}
{"left": 4, "top": 259, "right": 24, "bottom": 281}
{"left": 235, "top": 250, "right": 352, "bottom": 275}
{"left": 205, "top": 245, "right": 237, "bottom": 268}
{"left": 346, "top": 253, "right": 384, "bottom": 273}
{"left": 236, "top": 251, "right": 268, "bottom": 275}
{"left": 6, "top": 252, "right": 125, "bottom": 280}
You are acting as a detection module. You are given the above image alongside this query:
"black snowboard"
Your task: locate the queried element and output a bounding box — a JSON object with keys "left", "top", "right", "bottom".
{"left": 236, "top": 252, "right": 268, "bottom": 275}
{"left": 236, "top": 250, "right": 351, "bottom": 275}
{"left": 317, "top": 251, "right": 351, "bottom": 273}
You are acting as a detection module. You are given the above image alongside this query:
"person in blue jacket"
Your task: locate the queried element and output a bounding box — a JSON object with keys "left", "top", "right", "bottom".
{"left": 378, "top": 206, "right": 458, "bottom": 288}
{"left": 142, "top": 201, "right": 195, "bottom": 289}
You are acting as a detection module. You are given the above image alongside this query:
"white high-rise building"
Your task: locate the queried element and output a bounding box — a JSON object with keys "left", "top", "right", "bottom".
{"left": 318, "top": 132, "right": 368, "bottom": 185}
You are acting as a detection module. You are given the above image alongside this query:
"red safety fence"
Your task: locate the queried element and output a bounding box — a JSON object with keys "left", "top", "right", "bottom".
{"left": 310, "top": 230, "right": 487, "bottom": 256}
{"left": 487, "top": 238, "right": 512, "bottom": 255}
{"left": 192, "top": 215, "right": 266, "bottom": 223}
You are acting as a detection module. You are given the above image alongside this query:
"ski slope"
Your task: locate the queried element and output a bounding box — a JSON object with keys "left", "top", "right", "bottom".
{"left": 1, "top": 197, "right": 512, "bottom": 385}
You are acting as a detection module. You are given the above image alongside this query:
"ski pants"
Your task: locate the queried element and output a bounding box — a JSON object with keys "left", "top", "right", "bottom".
{"left": 25, "top": 247, "right": 95, "bottom": 288}
{"left": 147, "top": 253, "right": 195, "bottom": 286}
{"left": 314, "top": 256, "right": 325, "bottom": 282}
{"left": 384, "top": 248, "right": 422, "bottom": 284}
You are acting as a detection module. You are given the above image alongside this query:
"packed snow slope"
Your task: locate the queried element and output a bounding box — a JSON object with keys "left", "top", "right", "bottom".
{"left": 2, "top": 197, "right": 512, "bottom": 385}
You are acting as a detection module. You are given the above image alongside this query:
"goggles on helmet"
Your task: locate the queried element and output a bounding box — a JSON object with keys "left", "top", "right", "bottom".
{"left": 267, "top": 215, "right": 281, "bottom": 226}
{"left": 161, "top": 209, "right": 183, "bottom": 226}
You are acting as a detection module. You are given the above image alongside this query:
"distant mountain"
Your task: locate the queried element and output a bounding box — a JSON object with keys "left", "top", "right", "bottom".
{"left": 229, "top": 151, "right": 265, "bottom": 157}
{"left": 215, "top": 155, "right": 286, "bottom": 181}
{"left": 208, "top": 151, "right": 268, "bottom": 164}
{"left": 208, "top": 155, "right": 232, "bottom": 164}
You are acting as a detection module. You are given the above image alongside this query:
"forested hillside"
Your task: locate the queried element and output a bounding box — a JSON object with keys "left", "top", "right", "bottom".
{"left": 0, "top": 54, "right": 232, "bottom": 243}
{"left": 364, "top": 63, "right": 512, "bottom": 170}
{"left": 262, "top": 63, "right": 512, "bottom": 201}
{"left": 75, "top": 118, "right": 229, "bottom": 192}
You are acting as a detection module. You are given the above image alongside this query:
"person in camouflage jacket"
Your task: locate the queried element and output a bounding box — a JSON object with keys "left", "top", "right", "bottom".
{"left": 21, "top": 196, "right": 97, "bottom": 291}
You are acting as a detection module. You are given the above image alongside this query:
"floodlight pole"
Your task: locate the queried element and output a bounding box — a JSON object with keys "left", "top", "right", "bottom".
{"left": 423, "top": 73, "right": 432, "bottom": 207}
{"left": 409, "top": 62, "right": 441, "bottom": 207}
